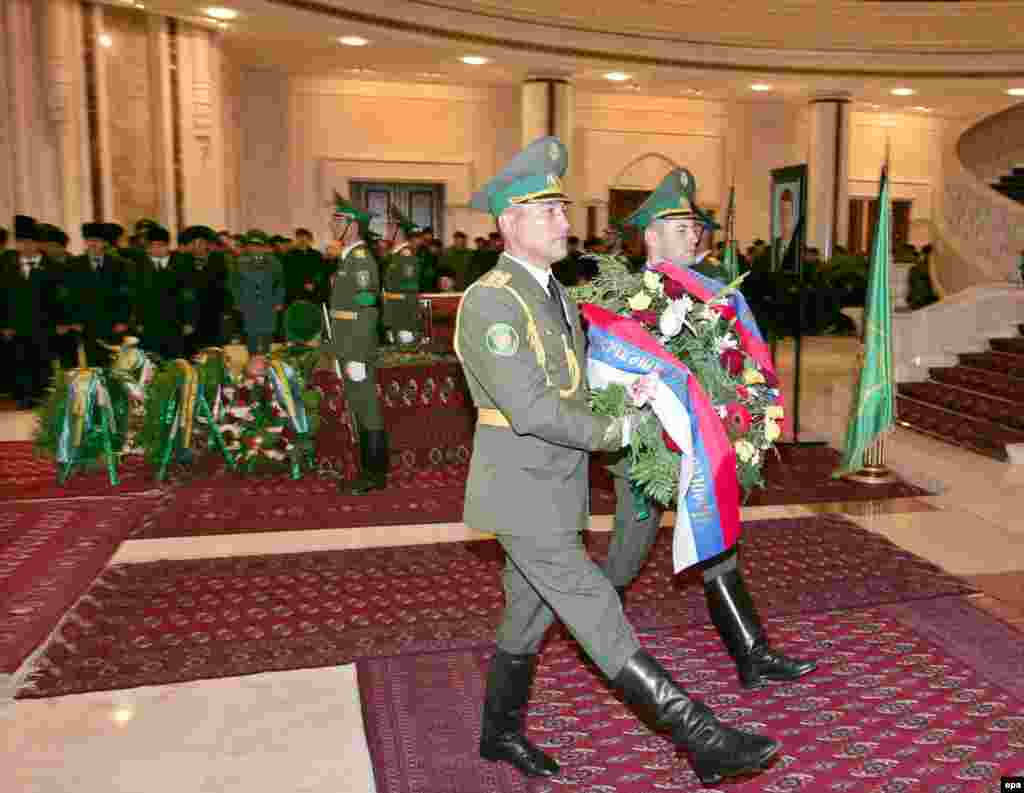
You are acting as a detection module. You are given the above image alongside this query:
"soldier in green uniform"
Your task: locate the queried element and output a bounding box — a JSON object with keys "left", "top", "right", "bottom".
{"left": 457, "top": 138, "right": 777, "bottom": 785}
{"left": 381, "top": 205, "right": 422, "bottom": 345}
{"left": 605, "top": 168, "right": 816, "bottom": 690}
{"left": 328, "top": 195, "right": 388, "bottom": 495}
{"left": 228, "top": 230, "right": 285, "bottom": 355}
{"left": 438, "top": 231, "right": 472, "bottom": 290}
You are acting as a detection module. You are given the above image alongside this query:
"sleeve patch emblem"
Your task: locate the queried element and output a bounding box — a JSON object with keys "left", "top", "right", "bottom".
{"left": 485, "top": 322, "right": 520, "bottom": 357}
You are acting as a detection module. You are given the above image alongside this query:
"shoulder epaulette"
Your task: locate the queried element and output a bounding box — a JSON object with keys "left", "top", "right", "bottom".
{"left": 477, "top": 270, "right": 512, "bottom": 288}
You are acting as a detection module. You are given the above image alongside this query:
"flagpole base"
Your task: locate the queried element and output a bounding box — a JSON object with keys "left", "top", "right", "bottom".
{"left": 842, "top": 464, "right": 899, "bottom": 485}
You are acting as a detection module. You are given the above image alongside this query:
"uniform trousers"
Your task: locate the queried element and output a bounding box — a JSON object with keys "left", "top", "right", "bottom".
{"left": 605, "top": 473, "right": 739, "bottom": 588}
{"left": 495, "top": 530, "right": 641, "bottom": 680}
{"left": 342, "top": 360, "right": 384, "bottom": 432}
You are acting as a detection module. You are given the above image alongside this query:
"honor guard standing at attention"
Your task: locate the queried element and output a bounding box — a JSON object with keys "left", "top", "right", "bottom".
{"left": 228, "top": 230, "right": 285, "bottom": 355}
{"left": 329, "top": 194, "right": 389, "bottom": 495}
{"left": 607, "top": 168, "right": 816, "bottom": 690}
{"left": 456, "top": 137, "right": 778, "bottom": 785}
{"left": 381, "top": 204, "right": 422, "bottom": 345}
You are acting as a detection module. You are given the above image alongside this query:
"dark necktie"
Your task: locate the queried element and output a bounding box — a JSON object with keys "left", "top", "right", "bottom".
{"left": 547, "top": 277, "right": 573, "bottom": 338}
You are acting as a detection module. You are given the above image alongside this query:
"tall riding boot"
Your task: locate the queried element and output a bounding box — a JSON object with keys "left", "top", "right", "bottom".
{"left": 344, "top": 430, "right": 388, "bottom": 496}
{"left": 705, "top": 569, "right": 817, "bottom": 689}
{"left": 479, "top": 651, "right": 560, "bottom": 778}
{"left": 614, "top": 585, "right": 628, "bottom": 608}
{"left": 613, "top": 650, "right": 779, "bottom": 785}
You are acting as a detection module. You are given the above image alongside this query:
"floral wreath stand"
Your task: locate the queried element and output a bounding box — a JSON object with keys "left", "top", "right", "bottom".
{"left": 55, "top": 368, "right": 121, "bottom": 486}
{"left": 155, "top": 359, "right": 237, "bottom": 481}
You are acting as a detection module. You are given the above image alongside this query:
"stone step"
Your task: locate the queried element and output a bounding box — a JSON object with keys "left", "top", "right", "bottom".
{"left": 896, "top": 396, "right": 1020, "bottom": 461}
{"left": 929, "top": 365, "right": 1024, "bottom": 404}
{"left": 899, "top": 381, "right": 1024, "bottom": 433}
{"left": 958, "top": 350, "right": 1024, "bottom": 380}
{"left": 991, "top": 337, "right": 1024, "bottom": 355}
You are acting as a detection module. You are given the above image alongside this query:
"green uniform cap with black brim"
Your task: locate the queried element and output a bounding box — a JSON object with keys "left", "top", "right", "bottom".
{"left": 147, "top": 226, "right": 171, "bottom": 244}
{"left": 469, "top": 136, "right": 571, "bottom": 218}
{"left": 332, "top": 192, "right": 373, "bottom": 238}
{"left": 622, "top": 168, "right": 720, "bottom": 231}
{"left": 244, "top": 230, "right": 272, "bottom": 247}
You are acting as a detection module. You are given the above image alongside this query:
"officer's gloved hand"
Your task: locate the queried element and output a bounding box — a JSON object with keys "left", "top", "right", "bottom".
{"left": 345, "top": 361, "right": 367, "bottom": 382}
{"left": 397, "top": 330, "right": 415, "bottom": 345}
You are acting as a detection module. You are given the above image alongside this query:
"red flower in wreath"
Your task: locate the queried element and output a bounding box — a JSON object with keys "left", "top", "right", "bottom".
{"left": 631, "top": 310, "right": 658, "bottom": 327}
{"left": 763, "top": 368, "right": 779, "bottom": 388}
{"left": 724, "top": 403, "right": 752, "bottom": 438}
{"left": 236, "top": 387, "right": 252, "bottom": 406}
{"left": 663, "top": 278, "right": 687, "bottom": 300}
{"left": 710, "top": 304, "right": 737, "bottom": 322}
{"left": 662, "top": 430, "right": 681, "bottom": 454}
{"left": 720, "top": 348, "right": 745, "bottom": 377}
{"left": 735, "top": 384, "right": 750, "bottom": 400}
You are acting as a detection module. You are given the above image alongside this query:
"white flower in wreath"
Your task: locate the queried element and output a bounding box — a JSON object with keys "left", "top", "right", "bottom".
{"left": 716, "top": 405, "right": 728, "bottom": 419}
{"left": 264, "top": 449, "right": 286, "bottom": 461}
{"left": 659, "top": 305, "right": 684, "bottom": 338}
{"left": 628, "top": 291, "right": 653, "bottom": 311}
{"left": 642, "top": 270, "right": 663, "bottom": 294}
{"left": 764, "top": 418, "right": 782, "bottom": 442}
{"left": 266, "top": 425, "right": 285, "bottom": 434}
{"left": 673, "top": 294, "right": 695, "bottom": 316}
{"left": 715, "top": 333, "right": 740, "bottom": 353}
{"left": 735, "top": 439, "right": 757, "bottom": 462}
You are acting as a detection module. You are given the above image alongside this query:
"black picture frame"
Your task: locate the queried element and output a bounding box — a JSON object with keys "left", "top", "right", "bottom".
{"left": 770, "top": 164, "right": 807, "bottom": 273}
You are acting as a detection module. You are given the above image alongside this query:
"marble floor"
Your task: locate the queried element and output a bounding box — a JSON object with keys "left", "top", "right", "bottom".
{"left": 2, "top": 337, "right": 1023, "bottom": 793}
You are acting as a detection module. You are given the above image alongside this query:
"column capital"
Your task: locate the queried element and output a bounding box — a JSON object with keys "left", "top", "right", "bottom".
{"left": 809, "top": 89, "right": 853, "bottom": 106}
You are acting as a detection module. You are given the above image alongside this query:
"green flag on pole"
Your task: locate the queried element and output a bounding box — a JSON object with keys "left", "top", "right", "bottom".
{"left": 722, "top": 184, "right": 739, "bottom": 282}
{"left": 834, "top": 164, "right": 895, "bottom": 477}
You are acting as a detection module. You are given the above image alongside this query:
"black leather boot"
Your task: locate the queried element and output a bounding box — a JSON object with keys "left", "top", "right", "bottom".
{"left": 705, "top": 569, "right": 817, "bottom": 689}
{"left": 344, "top": 430, "right": 388, "bottom": 495}
{"left": 613, "top": 650, "right": 779, "bottom": 785}
{"left": 615, "top": 585, "right": 628, "bottom": 608}
{"left": 479, "top": 651, "right": 560, "bottom": 778}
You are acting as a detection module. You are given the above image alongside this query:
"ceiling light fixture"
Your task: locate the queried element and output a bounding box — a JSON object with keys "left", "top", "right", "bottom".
{"left": 338, "top": 36, "right": 369, "bottom": 46}
{"left": 460, "top": 55, "right": 489, "bottom": 65}
{"left": 345, "top": 67, "right": 377, "bottom": 74}
{"left": 750, "top": 83, "right": 772, "bottom": 92}
{"left": 134, "top": 2, "right": 145, "bottom": 8}
{"left": 418, "top": 72, "right": 445, "bottom": 78}
{"left": 98, "top": 33, "right": 113, "bottom": 48}
{"left": 203, "top": 7, "right": 238, "bottom": 21}
{"left": 912, "top": 106, "right": 932, "bottom": 112}
{"left": 890, "top": 87, "right": 915, "bottom": 96}
{"left": 1006, "top": 88, "right": 1024, "bottom": 97}
{"left": 604, "top": 72, "right": 631, "bottom": 82}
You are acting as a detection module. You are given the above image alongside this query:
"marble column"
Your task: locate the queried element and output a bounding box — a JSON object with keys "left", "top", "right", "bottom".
{"left": 45, "top": 0, "right": 89, "bottom": 243}
{"left": 520, "top": 77, "right": 578, "bottom": 227}
{"left": 806, "top": 91, "right": 851, "bottom": 259}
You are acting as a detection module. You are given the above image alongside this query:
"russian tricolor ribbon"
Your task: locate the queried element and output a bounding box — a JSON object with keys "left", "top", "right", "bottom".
{"left": 651, "top": 261, "right": 786, "bottom": 434}
{"left": 582, "top": 304, "right": 741, "bottom": 572}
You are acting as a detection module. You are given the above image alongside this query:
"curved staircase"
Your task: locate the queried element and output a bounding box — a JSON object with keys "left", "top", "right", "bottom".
{"left": 897, "top": 326, "right": 1024, "bottom": 461}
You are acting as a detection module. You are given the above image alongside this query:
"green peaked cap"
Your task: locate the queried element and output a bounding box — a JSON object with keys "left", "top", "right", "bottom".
{"left": 622, "top": 168, "right": 720, "bottom": 231}
{"left": 333, "top": 191, "right": 372, "bottom": 227}
{"left": 244, "top": 229, "right": 271, "bottom": 246}
{"left": 470, "top": 135, "right": 571, "bottom": 218}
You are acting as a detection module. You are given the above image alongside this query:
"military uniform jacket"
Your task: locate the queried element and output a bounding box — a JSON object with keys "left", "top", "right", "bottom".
{"left": 228, "top": 253, "right": 285, "bottom": 337}
{"left": 329, "top": 241, "right": 379, "bottom": 361}
{"left": 455, "top": 255, "right": 623, "bottom": 536}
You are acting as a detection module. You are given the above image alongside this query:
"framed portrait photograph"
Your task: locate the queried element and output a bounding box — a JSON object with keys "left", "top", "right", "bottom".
{"left": 365, "top": 189, "right": 391, "bottom": 239}
{"left": 770, "top": 164, "right": 807, "bottom": 273}
{"left": 410, "top": 191, "right": 434, "bottom": 231}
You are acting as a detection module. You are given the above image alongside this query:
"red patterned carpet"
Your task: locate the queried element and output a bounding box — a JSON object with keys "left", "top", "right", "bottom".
{"left": 0, "top": 497, "right": 155, "bottom": 673}
{"left": 358, "top": 600, "right": 1024, "bottom": 793}
{"left": 0, "top": 442, "right": 160, "bottom": 501}
{"left": 17, "top": 514, "right": 975, "bottom": 697}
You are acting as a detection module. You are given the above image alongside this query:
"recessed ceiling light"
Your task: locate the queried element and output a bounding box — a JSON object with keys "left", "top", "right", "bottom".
{"left": 344, "top": 67, "right": 377, "bottom": 74}
{"left": 338, "top": 36, "right": 369, "bottom": 47}
{"left": 460, "top": 56, "right": 489, "bottom": 65}
{"left": 750, "top": 83, "right": 772, "bottom": 92}
{"left": 891, "top": 87, "right": 915, "bottom": 96}
{"left": 681, "top": 88, "right": 703, "bottom": 96}
{"left": 134, "top": 2, "right": 145, "bottom": 8}
{"left": 98, "top": 33, "right": 113, "bottom": 48}
{"left": 912, "top": 106, "right": 932, "bottom": 112}
{"left": 203, "top": 7, "right": 238, "bottom": 21}
{"left": 604, "top": 72, "right": 631, "bottom": 82}
{"left": 1006, "top": 88, "right": 1024, "bottom": 97}
{"left": 867, "top": 103, "right": 881, "bottom": 109}
{"left": 417, "top": 72, "right": 445, "bottom": 78}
